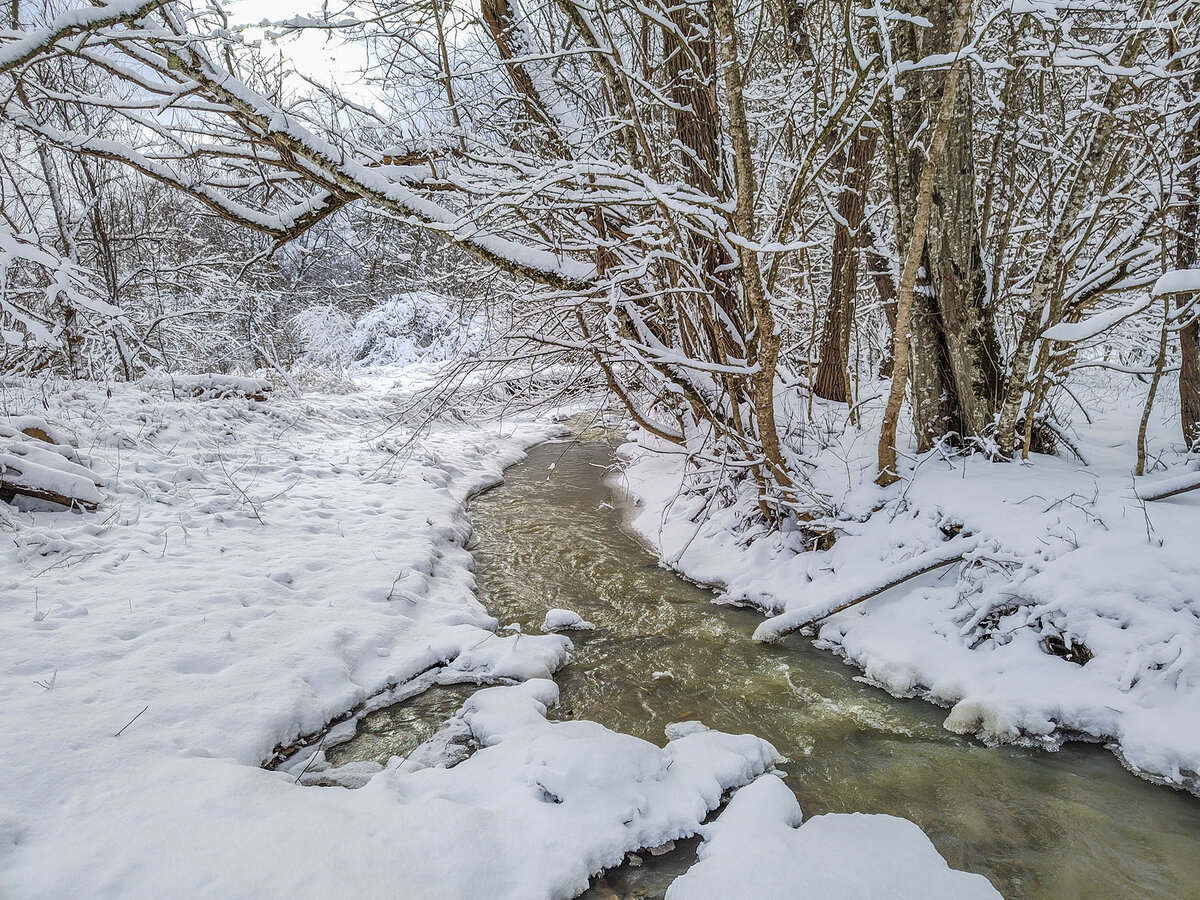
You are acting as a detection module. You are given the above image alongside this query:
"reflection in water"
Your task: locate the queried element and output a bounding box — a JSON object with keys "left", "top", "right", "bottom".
{"left": 464, "top": 435, "right": 1200, "bottom": 900}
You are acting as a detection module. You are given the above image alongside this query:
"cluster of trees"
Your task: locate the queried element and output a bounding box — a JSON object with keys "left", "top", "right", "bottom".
{"left": 1, "top": 0, "right": 1197, "bottom": 514}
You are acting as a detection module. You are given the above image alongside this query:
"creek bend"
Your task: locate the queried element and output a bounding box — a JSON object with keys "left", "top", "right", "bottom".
{"left": 342, "top": 433, "right": 1200, "bottom": 899}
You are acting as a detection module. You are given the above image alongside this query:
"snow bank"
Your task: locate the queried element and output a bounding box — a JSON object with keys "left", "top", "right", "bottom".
{"left": 2, "top": 678, "right": 782, "bottom": 900}
{"left": 666, "top": 775, "right": 1001, "bottom": 899}
{"left": 0, "top": 375, "right": 804, "bottom": 900}
{"left": 619, "top": 385, "right": 1200, "bottom": 794}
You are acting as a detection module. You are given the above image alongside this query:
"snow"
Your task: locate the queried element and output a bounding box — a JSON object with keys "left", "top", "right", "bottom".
{"left": 1152, "top": 268, "right": 1200, "bottom": 295}
{"left": 667, "top": 775, "right": 1002, "bottom": 899}
{"left": 542, "top": 607, "right": 596, "bottom": 632}
{"left": 294, "top": 293, "right": 486, "bottom": 369}
{"left": 619, "top": 381, "right": 1200, "bottom": 795}
{"left": 0, "top": 372, "right": 990, "bottom": 898}
{"left": 0, "top": 0, "right": 160, "bottom": 72}
{"left": 139, "top": 372, "right": 273, "bottom": 400}
{"left": 1135, "top": 469, "right": 1200, "bottom": 502}
{"left": 0, "top": 440, "right": 103, "bottom": 507}
{"left": 2, "top": 679, "right": 781, "bottom": 900}
{"left": 0, "top": 424, "right": 101, "bottom": 508}
{"left": 752, "top": 536, "right": 981, "bottom": 643}
{"left": 1040, "top": 293, "right": 1153, "bottom": 342}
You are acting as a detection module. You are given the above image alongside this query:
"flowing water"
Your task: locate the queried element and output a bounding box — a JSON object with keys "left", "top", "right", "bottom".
{"left": 342, "top": 433, "right": 1200, "bottom": 899}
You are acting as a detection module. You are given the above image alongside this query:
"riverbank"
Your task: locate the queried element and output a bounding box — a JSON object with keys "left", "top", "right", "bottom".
{"left": 618, "top": 379, "right": 1200, "bottom": 796}
{"left": 466, "top": 433, "right": 1200, "bottom": 899}
{"left": 0, "top": 374, "right": 998, "bottom": 899}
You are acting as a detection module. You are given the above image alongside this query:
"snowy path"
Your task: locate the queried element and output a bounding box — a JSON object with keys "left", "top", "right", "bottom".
{"left": 0, "top": 376, "right": 998, "bottom": 899}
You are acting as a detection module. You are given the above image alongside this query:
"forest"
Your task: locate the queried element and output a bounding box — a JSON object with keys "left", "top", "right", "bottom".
{"left": 1, "top": 0, "right": 1198, "bottom": 897}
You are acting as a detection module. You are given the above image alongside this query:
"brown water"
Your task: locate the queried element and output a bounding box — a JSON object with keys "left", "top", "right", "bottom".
{"left": 466, "top": 435, "right": 1200, "bottom": 900}
{"left": 330, "top": 432, "right": 1200, "bottom": 898}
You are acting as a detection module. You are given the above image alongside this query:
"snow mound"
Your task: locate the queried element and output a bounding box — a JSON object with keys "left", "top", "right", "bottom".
{"left": 141, "top": 372, "right": 272, "bottom": 400}
{"left": 666, "top": 775, "right": 1002, "bottom": 899}
{"left": 542, "top": 607, "right": 596, "bottom": 632}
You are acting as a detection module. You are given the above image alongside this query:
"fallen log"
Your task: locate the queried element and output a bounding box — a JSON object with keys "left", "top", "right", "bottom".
{"left": 752, "top": 536, "right": 980, "bottom": 643}
{"left": 0, "top": 431, "right": 102, "bottom": 511}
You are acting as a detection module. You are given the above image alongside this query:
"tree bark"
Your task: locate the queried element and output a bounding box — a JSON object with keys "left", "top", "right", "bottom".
{"left": 815, "top": 129, "right": 877, "bottom": 403}
{"left": 887, "top": 0, "right": 1000, "bottom": 452}
{"left": 877, "top": 0, "right": 975, "bottom": 485}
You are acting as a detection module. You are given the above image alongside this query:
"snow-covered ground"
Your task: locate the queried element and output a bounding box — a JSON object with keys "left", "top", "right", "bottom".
{"left": 0, "top": 372, "right": 999, "bottom": 898}
{"left": 620, "top": 375, "right": 1200, "bottom": 795}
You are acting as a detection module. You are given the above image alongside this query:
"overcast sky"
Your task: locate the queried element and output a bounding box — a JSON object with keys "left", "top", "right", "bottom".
{"left": 225, "top": 0, "right": 377, "bottom": 103}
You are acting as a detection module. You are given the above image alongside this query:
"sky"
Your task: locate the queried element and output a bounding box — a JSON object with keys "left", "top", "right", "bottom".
{"left": 224, "top": 0, "right": 378, "bottom": 103}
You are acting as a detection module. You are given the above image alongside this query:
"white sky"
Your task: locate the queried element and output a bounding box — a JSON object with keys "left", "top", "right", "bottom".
{"left": 224, "top": 0, "right": 378, "bottom": 103}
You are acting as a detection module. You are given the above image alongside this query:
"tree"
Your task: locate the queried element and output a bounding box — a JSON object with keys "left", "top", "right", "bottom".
{"left": 1, "top": 0, "right": 1192, "bottom": 516}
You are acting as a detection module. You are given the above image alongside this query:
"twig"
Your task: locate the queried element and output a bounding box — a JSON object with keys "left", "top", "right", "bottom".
{"left": 294, "top": 734, "right": 326, "bottom": 784}
{"left": 115, "top": 705, "right": 149, "bottom": 737}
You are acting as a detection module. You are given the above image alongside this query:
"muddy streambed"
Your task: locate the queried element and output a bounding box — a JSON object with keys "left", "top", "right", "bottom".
{"left": 337, "top": 435, "right": 1200, "bottom": 899}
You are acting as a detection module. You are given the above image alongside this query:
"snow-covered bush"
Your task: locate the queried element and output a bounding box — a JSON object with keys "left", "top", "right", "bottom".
{"left": 294, "top": 293, "right": 484, "bottom": 369}
{"left": 291, "top": 305, "right": 354, "bottom": 368}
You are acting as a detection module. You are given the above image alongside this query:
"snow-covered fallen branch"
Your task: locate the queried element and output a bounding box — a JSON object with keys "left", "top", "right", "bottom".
{"left": 751, "top": 536, "right": 981, "bottom": 643}
{"left": 1135, "top": 470, "right": 1200, "bottom": 502}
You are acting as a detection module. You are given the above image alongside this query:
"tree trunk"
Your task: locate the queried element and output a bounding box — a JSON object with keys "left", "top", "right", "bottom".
{"left": 713, "top": 0, "right": 792, "bottom": 494}
{"left": 815, "top": 129, "right": 877, "bottom": 402}
{"left": 663, "top": 0, "right": 742, "bottom": 339}
{"left": 1174, "top": 27, "right": 1200, "bottom": 449}
{"left": 866, "top": 221, "right": 899, "bottom": 377}
{"left": 887, "top": 0, "right": 1000, "bottom": 452}
{"left": 877, "top": 0, "right": 975, "bottom": 484}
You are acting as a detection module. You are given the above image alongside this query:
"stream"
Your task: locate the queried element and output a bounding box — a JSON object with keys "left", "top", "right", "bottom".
{"left": 340, "top": 432, "right": 1200, "bottom": 899}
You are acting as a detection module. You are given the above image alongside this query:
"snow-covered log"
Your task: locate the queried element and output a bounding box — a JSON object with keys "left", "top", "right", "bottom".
{"left": 0, "top": 423, "right": 101, "bottom": 510}
{"left": 752, "top": 537, "right": 980, "bottom": 643}
{"left": 1135, "top": 471, "right": 1200, "bottom": 503}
